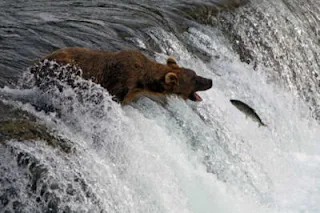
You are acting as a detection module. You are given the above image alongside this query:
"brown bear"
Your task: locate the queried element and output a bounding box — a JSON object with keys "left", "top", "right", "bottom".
{"left": 43, "top": 47, "right": 212, "bottom": 104}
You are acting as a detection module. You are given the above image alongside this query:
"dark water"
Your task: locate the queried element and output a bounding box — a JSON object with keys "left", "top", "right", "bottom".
{"left": 0, "top": 0, "right": 234, "bottom": 86}
{"left": 0, "top": 0, "right": 320, "bottom": 213}
{"left": 217, "top": 0, "right": 320, "bottom": 117}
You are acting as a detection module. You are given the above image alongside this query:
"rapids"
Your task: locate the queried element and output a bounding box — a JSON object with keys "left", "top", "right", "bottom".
{"left": 0, "top": 1, "right": 319, "bottom": 212}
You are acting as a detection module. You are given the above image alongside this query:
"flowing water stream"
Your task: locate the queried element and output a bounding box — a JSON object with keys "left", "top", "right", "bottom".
{"left": 0, "top": 1, "right": 319, "bottom": 212}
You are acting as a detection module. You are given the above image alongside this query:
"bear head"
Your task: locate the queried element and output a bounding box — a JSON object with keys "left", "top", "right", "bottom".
{"left": 162, "top": 58, "right": 212, "bottom": 101}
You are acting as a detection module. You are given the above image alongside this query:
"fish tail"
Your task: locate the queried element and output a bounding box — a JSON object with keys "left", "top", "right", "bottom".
{"left": 258, "top": 122, "right": 267, "bottom": 128}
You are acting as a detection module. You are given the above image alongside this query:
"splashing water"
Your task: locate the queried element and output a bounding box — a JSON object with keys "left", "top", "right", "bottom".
{"left": 1, "top": 22, "right": 319, "bottom": 213}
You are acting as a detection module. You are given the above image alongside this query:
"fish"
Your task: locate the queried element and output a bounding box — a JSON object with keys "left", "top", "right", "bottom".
{"left": 230, "top": 99, "right": 266, "bottom": 127}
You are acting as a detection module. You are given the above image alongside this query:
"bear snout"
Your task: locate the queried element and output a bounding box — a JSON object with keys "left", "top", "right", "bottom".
{"left": 195, "top": 76, "right": 212, "bottom": 91}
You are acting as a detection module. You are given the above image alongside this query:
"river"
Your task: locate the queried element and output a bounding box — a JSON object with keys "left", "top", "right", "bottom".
{"left": 0, "top": 0, "right": 319, "bottom": 212}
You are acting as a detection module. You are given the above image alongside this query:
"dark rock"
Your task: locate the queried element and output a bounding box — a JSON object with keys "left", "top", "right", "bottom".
{"left": 0, "top": 119, "right": 74, "bottom": 153}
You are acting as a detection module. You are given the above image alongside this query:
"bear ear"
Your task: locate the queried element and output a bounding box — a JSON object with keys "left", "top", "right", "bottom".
{"left": 167, "top": 57, "right": 179, "bottom": 68}
{"left": 165, "top": 72, "right": 178, "bottom": 86}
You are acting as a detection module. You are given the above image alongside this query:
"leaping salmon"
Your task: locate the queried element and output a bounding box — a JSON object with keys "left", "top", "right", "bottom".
{"left": 230, "top": 99, "right": 266, "bottom": 127}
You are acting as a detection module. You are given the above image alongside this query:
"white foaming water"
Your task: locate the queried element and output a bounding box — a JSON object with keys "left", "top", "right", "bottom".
{"left": 1, "top": 26, "right": 319, "bottom": 213}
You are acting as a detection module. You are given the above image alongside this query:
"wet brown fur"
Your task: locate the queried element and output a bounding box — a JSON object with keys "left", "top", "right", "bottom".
{"left": 44, "top": 47, "right": 212, "bottom": 104}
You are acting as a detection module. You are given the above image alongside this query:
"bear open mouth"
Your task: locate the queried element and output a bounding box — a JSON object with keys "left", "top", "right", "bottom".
{"left": 189, "top": 92, "right": 202, "bottom": 102}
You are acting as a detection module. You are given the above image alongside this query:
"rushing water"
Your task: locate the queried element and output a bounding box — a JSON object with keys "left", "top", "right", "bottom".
{"left": 0, "top": 0, "right": 320, "bottom": 213}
